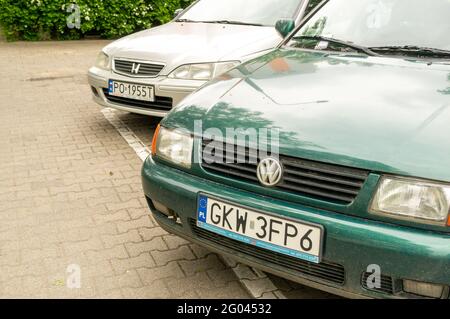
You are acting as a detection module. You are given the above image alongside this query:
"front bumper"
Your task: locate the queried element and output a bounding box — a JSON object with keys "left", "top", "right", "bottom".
{"left": 142, "top": 157, "right": 450, "bottom": 299}
{"left": 88, "top": 66, "right": 206, "bottom": 117}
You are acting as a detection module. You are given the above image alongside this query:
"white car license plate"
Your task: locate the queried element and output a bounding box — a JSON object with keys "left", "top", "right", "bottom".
{"left": 108, "top": 80, "right": 154, "bottom": 102}
{"left": 197, "top": 194, "right": 324, "bottom": 263}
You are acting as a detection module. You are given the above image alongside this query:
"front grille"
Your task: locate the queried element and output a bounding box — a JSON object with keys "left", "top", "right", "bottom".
{"left": 102, "top": 88, "right": 173, "bottom": 111}
{"left": 114, "top": 59, "right": 165, "bottom": 77}
{"left": 361, "top": 272, "right": 394, "bottom": 295}
{"left": 201, "top": 139, "right": 369, "bottom": 204}
{"left": 190, "top": 219, "right": 346, "bottom": 285}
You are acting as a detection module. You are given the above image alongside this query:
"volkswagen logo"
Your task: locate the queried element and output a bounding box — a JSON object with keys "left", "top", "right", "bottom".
{"left": 257, "top": 157, "right": 283, "bottom": 187}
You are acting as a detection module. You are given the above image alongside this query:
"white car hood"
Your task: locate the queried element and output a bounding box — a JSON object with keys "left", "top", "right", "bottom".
{"left": 104, "top": 22, "right": 282, "bottom": 74}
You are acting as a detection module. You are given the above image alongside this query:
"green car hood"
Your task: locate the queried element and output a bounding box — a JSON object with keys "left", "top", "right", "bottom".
{"left": 164, "top": 49, "right": 450, "bottom": 183}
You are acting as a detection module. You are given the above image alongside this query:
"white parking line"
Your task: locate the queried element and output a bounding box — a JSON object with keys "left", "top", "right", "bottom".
{"left": 101, "top": 107, "right": 287, "bottom": 299}
{"left": 101, "top": 108, "right": 150, "bottom": 162}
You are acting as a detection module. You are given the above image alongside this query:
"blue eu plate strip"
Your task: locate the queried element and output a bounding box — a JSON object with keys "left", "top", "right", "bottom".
{"left": 197, "top": 195, "right": 208, "bottom": 223}
{"left": 108, "top": 79, "right": 113, "bottom": 93}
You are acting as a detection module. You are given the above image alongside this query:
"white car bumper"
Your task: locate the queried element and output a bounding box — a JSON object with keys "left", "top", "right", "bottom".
{"left": 88, "top": 67, "right": 206, "bottom": 117}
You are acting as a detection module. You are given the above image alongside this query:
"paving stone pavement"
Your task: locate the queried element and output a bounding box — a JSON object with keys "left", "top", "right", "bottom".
{"left": 0, "top": 39, "right": 336, "bottom": 299}
{"left": 0, "top": 40, "right": 252, "bottom": 298}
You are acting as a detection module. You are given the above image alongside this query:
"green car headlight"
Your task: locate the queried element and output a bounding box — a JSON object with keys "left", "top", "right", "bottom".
{"left": 371, "top": 176, "right": 450, "bottom": 225}
{"left": 95, "top": 51, "right": 111, "bottom": 70}
{"left": 168, "top": 61, "right": 240, "bottom": 81}
{"left": 154, "top": 126, "right": 193, "bottom": 169}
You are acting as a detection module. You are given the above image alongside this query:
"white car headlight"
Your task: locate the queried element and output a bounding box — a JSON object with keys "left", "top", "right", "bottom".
{"left": 371, "top": 176, "right": 450, "bottom": 225}
{"left": 95, "top": 51, "right": 111, "bottom": 70}
{"left": 153, "top": 126, "right": 193, "bottom": 168}
{"left": 168, "top": 61, "right": 240, "bottom": 81}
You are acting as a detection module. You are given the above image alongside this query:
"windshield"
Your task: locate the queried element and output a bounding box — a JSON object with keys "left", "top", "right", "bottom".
{"left": 286, "top": 0, "right": 450, "bottom": 53}
{"left": 178, "top": 0, "right": 304, "bottom": 26}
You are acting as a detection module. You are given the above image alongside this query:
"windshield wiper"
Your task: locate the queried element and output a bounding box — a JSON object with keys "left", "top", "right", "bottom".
{"left": 369, "top": 45, "right": 450, "bottom": 58}
{"left": 200, "top": 20, "right": 265, "bottom": 27}
{"left": 293, "top": 35, "right": 377, "bottom": 56}
{"left": 174, "top": 18, "right": 201, "bottom": 23}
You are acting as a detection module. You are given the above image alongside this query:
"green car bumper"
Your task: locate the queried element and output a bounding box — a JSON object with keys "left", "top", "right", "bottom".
{"left": 142, "top": 157, "right": 450, "bottom": 299}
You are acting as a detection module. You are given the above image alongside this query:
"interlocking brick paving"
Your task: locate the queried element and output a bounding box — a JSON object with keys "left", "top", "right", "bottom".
{"left": 0, "top": 39, "right": 335, "bottom": 299}
{"left": 0, "top": 40, "right": 249, "bottom": 298}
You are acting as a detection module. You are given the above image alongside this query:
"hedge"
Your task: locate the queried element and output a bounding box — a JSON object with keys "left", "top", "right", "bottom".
{"left": 0, "top": 0, "right": 194, "bottom": 41}
{"left": 0, "top": 0, "right": 322, "bottom": 41}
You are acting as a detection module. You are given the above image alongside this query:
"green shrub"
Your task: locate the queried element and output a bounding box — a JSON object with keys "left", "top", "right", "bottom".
{"left": 0, "top": 0, "right": 194, "bottom": 41}
{"left": 0, "top": 0, "right": 323, "bottom": 41}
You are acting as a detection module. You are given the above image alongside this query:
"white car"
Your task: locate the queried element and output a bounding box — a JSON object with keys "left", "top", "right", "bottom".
{"left": 88, "top": 0, "right": 311, "bottom": 117}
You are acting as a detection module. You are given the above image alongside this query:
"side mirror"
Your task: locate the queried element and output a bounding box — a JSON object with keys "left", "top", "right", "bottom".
{"left": 173, "top": 8, "right": 184, "bottom": 19}
{"left": 275, "top": 19, "right": 295, "bottom": 38}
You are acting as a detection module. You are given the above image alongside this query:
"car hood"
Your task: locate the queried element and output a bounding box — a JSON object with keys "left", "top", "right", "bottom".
{"left": 165, "top": 49, "right": 450, "bottom": 182}
{"left": 104, "top": 22, "right": 281, "bottom": 74}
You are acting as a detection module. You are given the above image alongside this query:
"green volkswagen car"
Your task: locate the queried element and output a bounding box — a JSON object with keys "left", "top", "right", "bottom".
{"left": 142, "top": 0, "right": 450, "bottom": 299}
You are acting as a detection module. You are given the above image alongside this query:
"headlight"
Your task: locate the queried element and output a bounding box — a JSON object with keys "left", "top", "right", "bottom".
{"left": 95, "top": 51, "right": 110, "bottom": 70}
{"left": 168, "top": 61, "right": 240, "bottom": 80}
{"left": 152, "top": 125, "right": 193, "bottom": 168}
{"left": 371, "top": 176, "right": 450, "bottom": 225}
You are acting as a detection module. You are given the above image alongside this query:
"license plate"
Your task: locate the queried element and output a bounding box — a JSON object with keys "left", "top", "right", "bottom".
{"left": 108, "top": 80, "right": 154, "bottom": 102}
{"left": 197, "top": 194, "right": 324, "bottom": 263}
